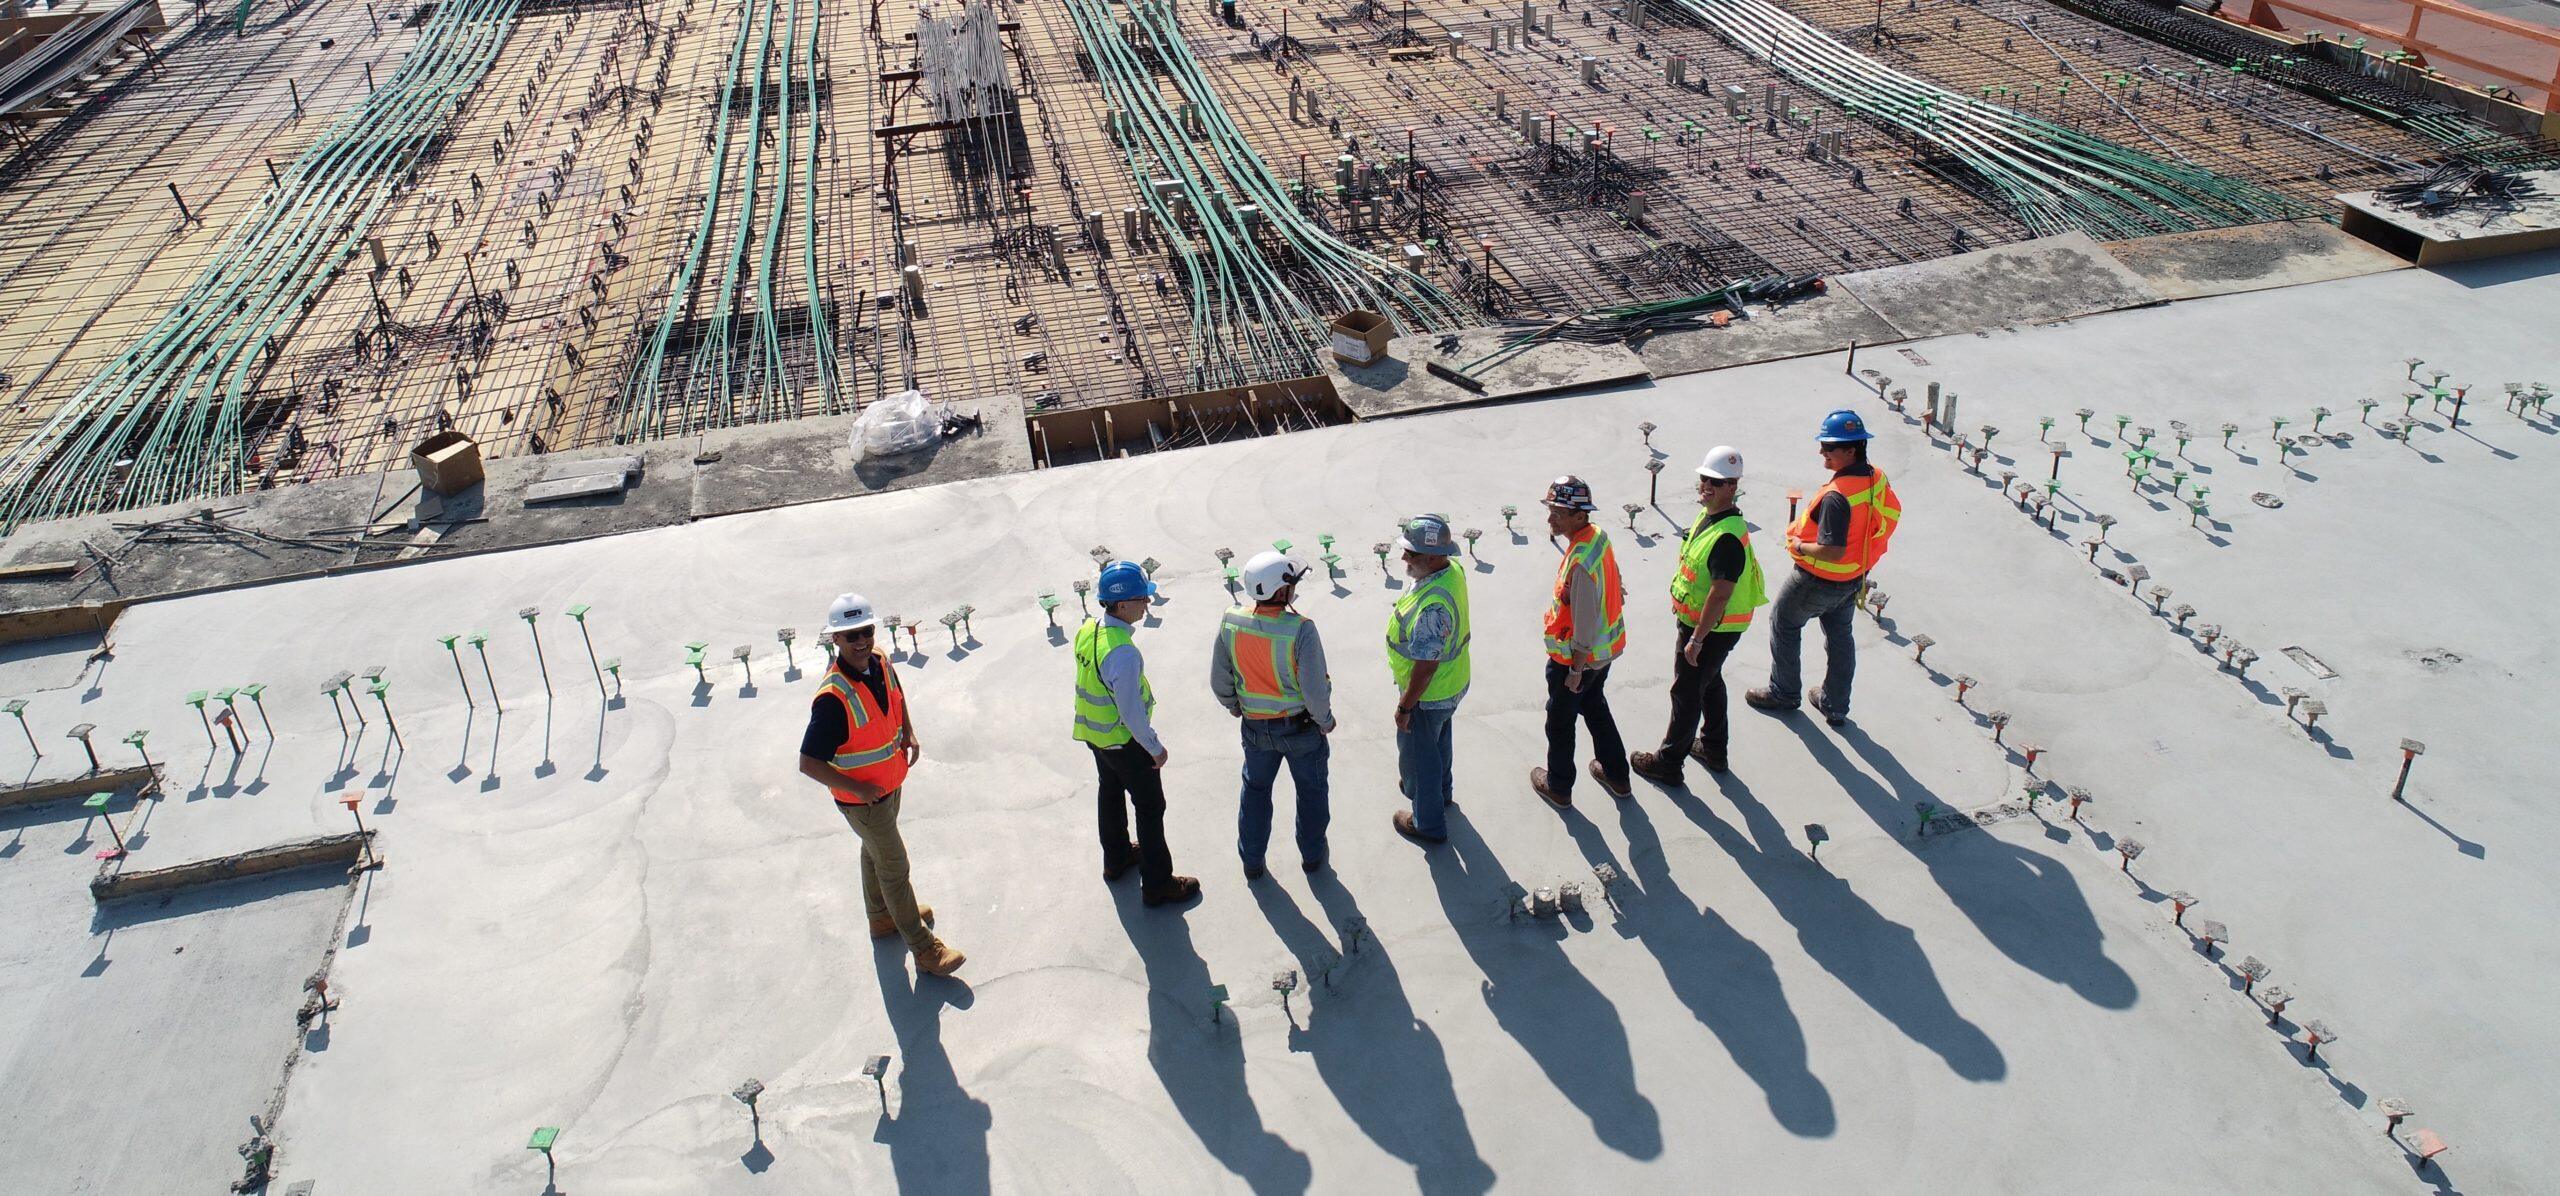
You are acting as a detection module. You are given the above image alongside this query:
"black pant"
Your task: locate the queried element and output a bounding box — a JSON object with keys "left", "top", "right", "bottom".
{"left": 1544, "top": 660, "right": 1628, "bottom": 796}
{"left": 1657, "top": 618, "right": 1741, "bottom": 769}
{"left": 1092, "top": 742, "right": 1175, "bottom": 891}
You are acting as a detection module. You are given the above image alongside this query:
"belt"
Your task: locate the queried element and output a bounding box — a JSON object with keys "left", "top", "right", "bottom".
{"left": 1248, "top": 711, "right": 1318, "bottom": 729}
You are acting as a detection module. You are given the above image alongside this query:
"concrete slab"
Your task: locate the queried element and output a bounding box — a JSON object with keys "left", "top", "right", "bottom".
{"left": 2102, "top": 220, "right": 2409, "bottom": 302}
{"left": 1833, "top": 232, "right": 2165, "bottom": 340}
{"left": 0, "top": 804, "right": 349, "bottom": 1195}
{"left": 0, "top": 251, "right": 2551, "bottom": 1193}
{"left": 1326, "top": 326, "right": 1649, "bottom": 418}
{"left": 1636, "top": 286, "right": 1906, "bottom": 380}
{"left": 2338, "top": 169, "right": 2560, "bottom": 266}
{"left": 688, "top": 392, "right": 1034, "bottom": 521}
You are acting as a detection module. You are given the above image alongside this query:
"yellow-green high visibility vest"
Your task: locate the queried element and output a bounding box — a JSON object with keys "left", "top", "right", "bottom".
{"left": 1387, "top": 564, "right": 1471, "bottom": 703}
{"left": 1671, "top": 511, "right": 1770, "bottom": 632}
{"left": 1072, "top": 618, "right": 1152, "bottom": 747}
{"left": 1219, "top": 606, "right": 1307, "bottom": 718}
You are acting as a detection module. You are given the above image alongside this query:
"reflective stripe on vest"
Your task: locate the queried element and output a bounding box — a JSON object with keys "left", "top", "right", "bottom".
{"left": 1672, "top": 511, "right": 1771, "bottom": 631}
{"left": 1387, "top": 565, "right": 1471, "bottom": 703}
{"left": 1072, "top": 618, "right": 1152, "bottom": 747}
{"left": 1220, "top": 607, "right": 1306, "bottom": 717}
{"left": 1786, "top": 470, "right": 1902, "bottom": 580}
{"left": 816, "top": 654, "right": 909, "bottom": 801}
{"left": 1543, "top": 525, "right": 1627, "bottom": 663}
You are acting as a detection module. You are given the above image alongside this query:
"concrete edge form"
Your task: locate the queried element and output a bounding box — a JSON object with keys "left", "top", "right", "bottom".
{"left": 90, "top": 831, "right": 373, "bottom": 903}
{"left": 0, "top": 763, "right": 158, "bottom": 811}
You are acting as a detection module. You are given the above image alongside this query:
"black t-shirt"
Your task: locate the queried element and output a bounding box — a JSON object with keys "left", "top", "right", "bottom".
{"left": 799, "top": 659, "right": 890, "bottom": 760}
{"left": 1702, "top": 507, "right": 1745, "bottom": 582}
{"left": 1813, "top": 463, "right": 1876, "bottom": 548}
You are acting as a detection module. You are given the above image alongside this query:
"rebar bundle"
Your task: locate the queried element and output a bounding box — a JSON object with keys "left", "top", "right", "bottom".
{"left": 1061, "top": 0, "right": 1471, "bottom": 392}
{"left": 2375, "top": 162, "right": 2539, "bottom": 216}
{"left": 621, "top": 0, "right": 843, "bottom": 442}
{"left": 0, "top": 0, "right": 523, "bottom": 529}
{"left": 1662, "top": 0, "right": 2314, "bottom": 238}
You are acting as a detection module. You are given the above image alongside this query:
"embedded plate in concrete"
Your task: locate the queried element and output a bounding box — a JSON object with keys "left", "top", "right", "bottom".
{"left": 1832, "top": 231, "right": 2165, "bottom": 340}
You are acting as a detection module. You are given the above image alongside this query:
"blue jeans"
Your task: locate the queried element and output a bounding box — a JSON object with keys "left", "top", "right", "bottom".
{"left": 1766, "top": 569, "right": 1862, "bottom": 714}
{"left": 1238, "top": 717, "right": 1330, "bottom": 867}
{"left": 1396, "top": 704, "right": 1456, "bottom": 838}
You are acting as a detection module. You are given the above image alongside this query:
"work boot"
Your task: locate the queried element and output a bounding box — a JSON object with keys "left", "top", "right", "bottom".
{"left": 1101, "top": 841, "right": 1141, "bottom": 883}
{"left": 871, "top": 904, "right": 935, "bottom": 940}
{"left": 1745, "top": 687, "right": 1798, "bottom": 713}
{"left": 1687, "top": 738, "right": 1729, "bottom": 774}
{"left": 1530, "top": 767, "right": 1571, "bottom": 810}
{"left": 1629, "top": 749, "right": 1683, "bottom": 788}
{"left": 1302, "top": 856, "right": 1327, "bottom": 874}
{"left": 1809, "top": 686, "right": 1848, "bottom": 727}
{"left": 1392, "top": 810, "right": 1446, "bottom": 846}
{"left": 912, "top": 937, "right": 967, "bottom": 977}
{"left": 1588, "top": 759, "right": 1633, "bottom": 800}
{"left": 1142, "top": 875, "right": 1202, "bottom": 908}
{"left": 1244, "top": 861, "right": 1267, "bottom": 881}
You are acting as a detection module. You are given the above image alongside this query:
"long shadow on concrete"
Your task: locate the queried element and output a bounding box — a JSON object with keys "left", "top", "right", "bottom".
{"left": 1426, "top": 817, "right": 1663, "bottom": 1159}
{"left": 1559, "top": 803, "right": 1839, "bottom": 1137}
{"left": 1251, "top": 875, "right": 1496, "bottom": 1195}
{"left": 1688, "top": 772, "right": 2005, "bottom": 1083}
{"left": 869, "top": 953, "right": 992, "bottom": 1195}
{"left": 1115, "top": 893, "right": 1312, "bottom": 1195}
{"left": 1809, "top": 723, "right": 2136, "bottom": 1010}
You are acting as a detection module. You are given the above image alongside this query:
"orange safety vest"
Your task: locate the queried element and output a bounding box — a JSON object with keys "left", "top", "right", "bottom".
{"left": 1787, "top": 469, "right": 1901, "bottom": 582}
{"left": 815, "top": 653, "right": 910, "bottom": 804}
{"left": 1543, "top": 524, "right": 1626, "bottom": 665}
{"left": 1219, "top": 606, "right": 1307, "bottom": 718}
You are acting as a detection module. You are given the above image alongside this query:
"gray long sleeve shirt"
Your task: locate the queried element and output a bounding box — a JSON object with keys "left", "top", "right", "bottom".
{"left": 1098, "top": 613, "right": 1163, "bottom": 755}
{"left": 1209, "top": 609, "right": 1335, "bottom": 730}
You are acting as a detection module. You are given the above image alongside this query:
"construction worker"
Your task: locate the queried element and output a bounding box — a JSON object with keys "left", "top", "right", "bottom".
{"left": 1210, "top": 551, "right": 1335, "bottom": 878}
{"left": 1632, "top": 446, "right": 1768, "bottom": 786}
{"left": 1749, "top": 410, "right": 1902, "bottom": 726}
{"left": 1531, "top": 476, "right": 1630, "bottom": 808}
{"left": 1386, "top": 514, "right": 1470, "bottom": 846}
{"left": 795, "top": 593, "right": 966, "bottom": 977}
{"left": 1075, "top": 560, "right": 1201, "bottom": 908}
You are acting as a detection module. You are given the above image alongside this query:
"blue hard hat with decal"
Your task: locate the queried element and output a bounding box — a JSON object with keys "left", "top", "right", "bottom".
{"left": 1097, "top": 559, "right": 1158, "bottom": 605}
{"left": 1819, "top": 409, "right": 1871, "bottom": 443}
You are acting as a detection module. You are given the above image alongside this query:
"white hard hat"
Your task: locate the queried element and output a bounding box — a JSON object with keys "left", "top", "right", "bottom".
{"left": 822, "top": 592, "right": 879, "bottom": 634}
{"left": 1697, "top": 445, "right": 1745, "bottom": 480}
{"left": 1241, "top": 551, "right": 1306, "bottom": 602}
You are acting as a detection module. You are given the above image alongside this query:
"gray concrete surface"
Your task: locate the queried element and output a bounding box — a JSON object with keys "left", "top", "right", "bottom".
{"left": 0, "top": 801, "right": 349, "bottom": 1195}
{"left": 1637, "top": 286, "right": 1905, "bottom": 379}
{"left": 2102, "top": 220, "right": 2408, "bottom": 302}
{"left": 5, "top": 255, "right": 2554, "bottom": 1191}
{"left": 1833, "top": 231, "right": 2166, "bottom": 339}
{"left": 1327, "top": 327, "right": 1651, "bottom": 418}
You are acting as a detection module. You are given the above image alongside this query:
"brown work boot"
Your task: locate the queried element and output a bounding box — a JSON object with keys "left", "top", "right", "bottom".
{"left": 1142, "top": 875, "right": 1202, "bottom": 908}
{"left": 1101, "top": 841, "right": 1141, "bottom": 882}
{"left": 1629, "top": 750, "right": 1683, "bottom": 788}
{"left": 871, "top": 905, "right": 935, "bottom": 940}
{"left": 1809, "top": 686, "right": 1848, "bottom": 727}
{"left": 1530, "top": 767, "right": 1570, "bottom": 810}
{"left": 1745, "top": 687, "right": 1798, "bottom": 713}
{"left": 912, "top": 937, "right": 967, "bottom": 977}
{"left": 1588, "top": 759, "right": 1633, "bottom": 800}
{"left": 1392, "top": 809, "right": 1447, "bottom": 846}
{"left": 1688, "top": 737, "right": 1730, "bottom": 774}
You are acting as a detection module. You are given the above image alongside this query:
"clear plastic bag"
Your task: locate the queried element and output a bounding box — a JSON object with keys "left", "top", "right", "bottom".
{"left": 850, "top": 389, "right": 940, "bottom": 461}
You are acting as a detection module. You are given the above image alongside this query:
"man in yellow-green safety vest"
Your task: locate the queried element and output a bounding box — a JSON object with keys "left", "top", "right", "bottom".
{"left": 1385, "top": 514, "right": 1471, "bottom": 846}
{"left": 1632, "top": 446, "right": 1768, "bottom": 786}
{"left": 1074, "top": 559, "right": 1199, "bottom": 909}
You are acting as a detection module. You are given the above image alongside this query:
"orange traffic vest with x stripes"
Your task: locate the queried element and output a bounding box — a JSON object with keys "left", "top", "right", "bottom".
{"left": 1543, "top": 524, "right": 1627, "bottom": 665}
{"left": 816, "top": 653, "right": 909, "bottom": 804}
{"left": 1219, "top": 606, "right": 1307, "bottom": 718}
{"left": 1786, "top": 469, "right": 1902, "bottom": 582}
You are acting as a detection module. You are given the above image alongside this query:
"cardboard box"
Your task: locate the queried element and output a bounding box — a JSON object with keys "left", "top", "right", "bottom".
{"left": 1328, "top": 310, "right": 1391, "bottom": 366}
{"left": 410, "top": 431, "right": 485, "bottom": 496}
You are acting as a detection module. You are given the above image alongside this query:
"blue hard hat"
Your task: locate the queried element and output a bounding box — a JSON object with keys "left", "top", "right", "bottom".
{"left": 1819, "top": 409, "right": 1871, "bottom": 443}
{"left": 1096, "top": 559, "right": 1158, "bottom": 605}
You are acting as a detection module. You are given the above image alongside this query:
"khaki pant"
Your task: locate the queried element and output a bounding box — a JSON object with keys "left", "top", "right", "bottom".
{"left": 836, "top": 790, "right": 931, "bottom": 952}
